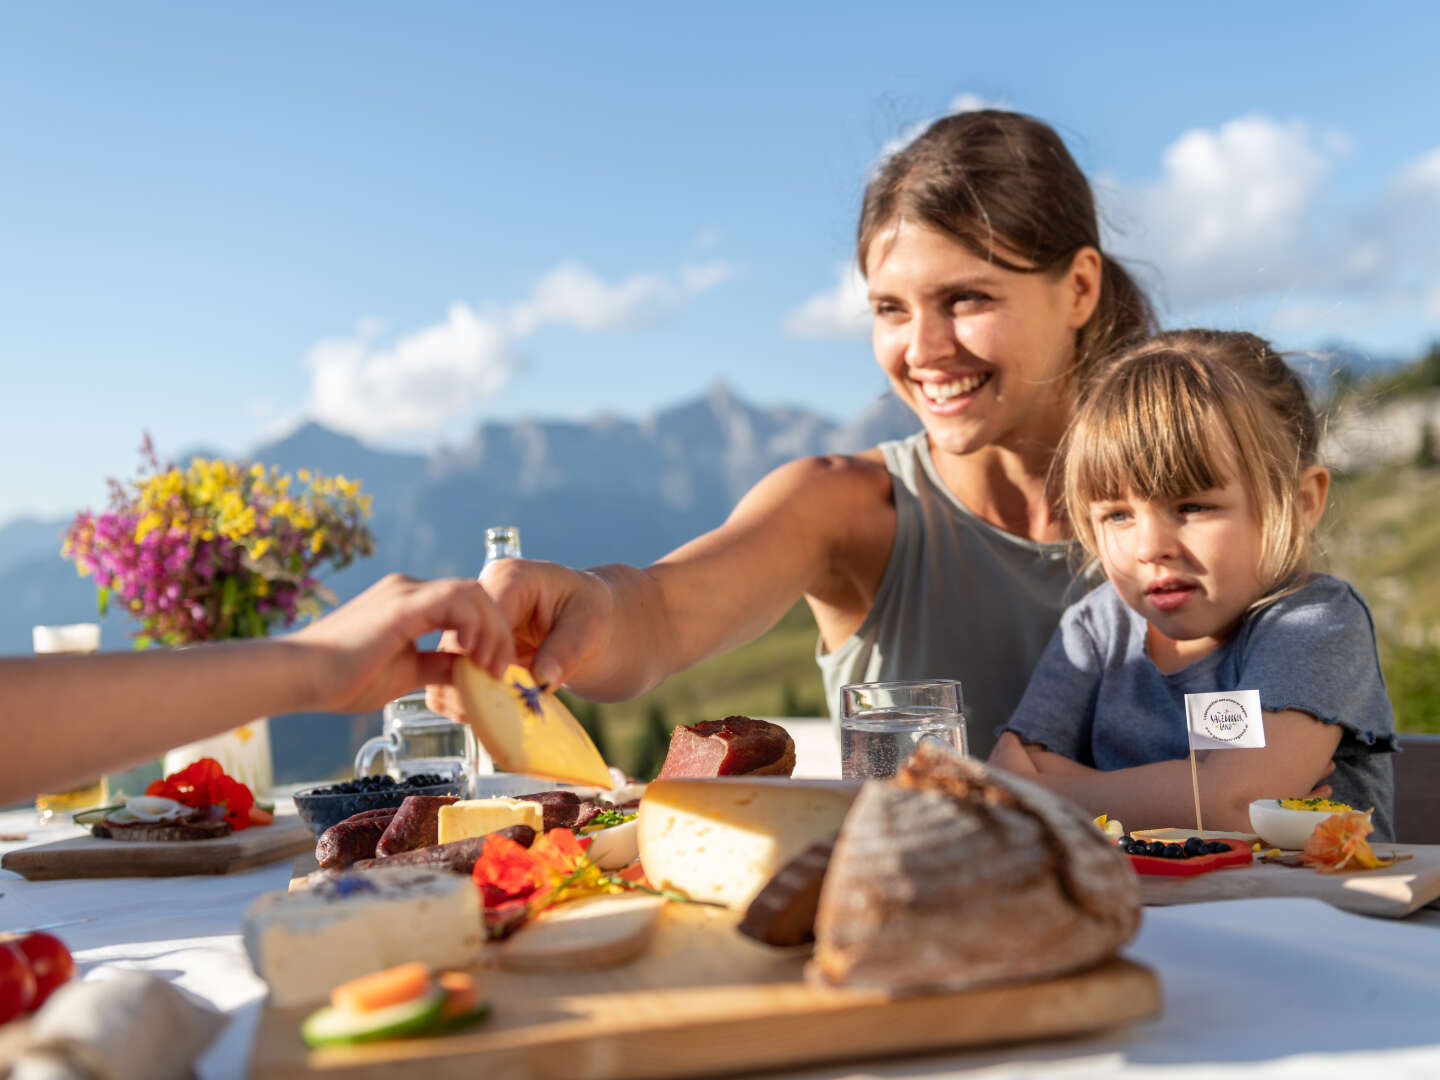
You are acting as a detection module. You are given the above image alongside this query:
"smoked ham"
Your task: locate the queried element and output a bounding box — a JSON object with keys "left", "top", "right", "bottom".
{"left": 657, "top": 716, "right": 796, "bottom": 779}
{"left": 807, "top": 742, "right": 1140, "bottom": 993}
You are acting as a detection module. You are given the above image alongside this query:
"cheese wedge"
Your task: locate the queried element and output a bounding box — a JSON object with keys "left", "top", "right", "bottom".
{"left": 242, "top": 867, "right": 483, "bottom": 1007}
{"left": 437, "top": 797, "right": 544, "bottom": 845}
{"left": 637, "top": 777, "right": 860, "bottom": 911}
{"left": 453, "top": 660, "right": 612, "bottom": 787}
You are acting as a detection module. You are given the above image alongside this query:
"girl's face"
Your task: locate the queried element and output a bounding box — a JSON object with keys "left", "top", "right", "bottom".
{"left": 865, "top": 219, "right": 1100, "bottom": 461}
{"left": 1088, "top": 472, "right": 1265, "bottom": 668}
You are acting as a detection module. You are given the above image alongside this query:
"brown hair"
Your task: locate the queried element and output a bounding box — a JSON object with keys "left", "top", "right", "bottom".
{"left": 858, "top": 110, "right": 1157, "bottom": 384}
{"left": 1063, "top": 329, "right": 1324, "bottom": 606}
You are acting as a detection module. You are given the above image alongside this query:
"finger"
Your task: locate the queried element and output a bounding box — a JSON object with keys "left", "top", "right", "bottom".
{"left": 426, "top": 683, "right": 466, "bottom": 723}
{"left": 414, "top": 579, "right": 514, "bottom": 664}
{"left": 413, "top": 650, "right": 459, "bottom": 689}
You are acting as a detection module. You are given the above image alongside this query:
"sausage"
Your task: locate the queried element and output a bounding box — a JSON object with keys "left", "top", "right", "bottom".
{"left": 375, "top": 795, "right": 461, "bottom": 857}
{"left": 514, "top": 790, "right": 606, "bottom": 831}
{"left": 315, "top": 809, "right": 399, "bottom": 870}
{"left": 352, "top": 825, "right": 537, "bottom": 875}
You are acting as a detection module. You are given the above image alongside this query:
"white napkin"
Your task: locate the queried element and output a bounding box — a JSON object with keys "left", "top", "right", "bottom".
{"left": 1, "top": 970, "right": 225, "bottom": 1080}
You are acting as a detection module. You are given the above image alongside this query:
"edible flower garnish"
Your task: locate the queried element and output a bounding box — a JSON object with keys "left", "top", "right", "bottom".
{"left": 1302, "top": 810, "right": 1395, "bottom": 873}
{"left": 472, "top": 828, "right": 716, "bottom": 938}
{"left": 145, "top": 757, "right": 258, "bottom": 830}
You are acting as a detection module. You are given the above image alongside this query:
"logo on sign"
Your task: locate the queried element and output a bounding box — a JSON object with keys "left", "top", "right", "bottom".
{"left": 1199, "top": 697, "right": 1250, "bottom": 743}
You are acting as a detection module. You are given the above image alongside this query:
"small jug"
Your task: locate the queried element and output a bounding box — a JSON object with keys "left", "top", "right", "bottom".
{"left": 355, "top": 691, "right": 481, "bottom": 784}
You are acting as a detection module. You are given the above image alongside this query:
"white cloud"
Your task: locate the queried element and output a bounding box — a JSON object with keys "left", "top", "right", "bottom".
{"left": 948, "top": 92, "right": 1007, "bottom": 115}
{"left": 783, "top": 263, "right": 870, "bottom": 339}
{"left": 1127, "top": 116, "right": 1335, "bottom": 299}
{"left": 1397, "top": 147, "right": 1440, "bottom": 191}
{"left": 307, "top": 259, "right": 733, "bottom": 435}
{"left": 307, "top": 305, "right": 515, "bottom": 435}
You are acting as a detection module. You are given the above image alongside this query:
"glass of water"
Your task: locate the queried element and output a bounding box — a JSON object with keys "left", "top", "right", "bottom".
{"left": 840, "top": 679, "right": 967, "bottom": 780}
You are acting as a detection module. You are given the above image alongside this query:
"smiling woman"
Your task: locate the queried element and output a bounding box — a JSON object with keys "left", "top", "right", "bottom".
{"left": 427, "top": 110, "right": 1157, "bottom": 757}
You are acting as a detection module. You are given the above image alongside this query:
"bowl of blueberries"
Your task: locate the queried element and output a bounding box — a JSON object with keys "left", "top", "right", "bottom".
{"left": 291, "top": 773, "right": 467, "bottom": 838}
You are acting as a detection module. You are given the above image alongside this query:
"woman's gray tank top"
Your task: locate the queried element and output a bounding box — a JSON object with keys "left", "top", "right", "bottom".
{"left": 815, "top": 432, "right": 1097, "bottom": 758}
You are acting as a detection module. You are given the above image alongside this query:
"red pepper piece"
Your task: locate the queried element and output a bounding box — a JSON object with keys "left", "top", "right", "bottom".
{"left": 1127, "top": 837, "right": 1253, "bottom": 877}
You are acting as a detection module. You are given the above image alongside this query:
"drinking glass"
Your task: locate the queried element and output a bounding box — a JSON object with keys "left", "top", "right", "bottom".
{"left": 839, "top": 679, "right": 967, "bottom": 780}
{"left": 355, "top": 691, "right": 480, "bottom": 784}
{"left": 33, "top": 624, "right": 108, "bottom": 820}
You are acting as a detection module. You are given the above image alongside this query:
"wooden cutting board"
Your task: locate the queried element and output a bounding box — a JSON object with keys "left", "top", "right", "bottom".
{"left": 1139, "top": 842, "right": 1440, "bottom": 917}
{"left": 249, "top": 903, "right": 1160, "bottom": 1080}
{"left": 0, "top": 815, "right": 312, "bottom": 880}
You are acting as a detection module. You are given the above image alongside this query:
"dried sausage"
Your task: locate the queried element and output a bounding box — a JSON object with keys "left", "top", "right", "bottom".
{"left": 375, "top": 795, "right": 460, "bottom": 857}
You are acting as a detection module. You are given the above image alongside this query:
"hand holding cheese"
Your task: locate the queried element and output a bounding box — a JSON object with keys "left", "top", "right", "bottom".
{"left": 452, "top": 660, "right": 613, "bottom": 787}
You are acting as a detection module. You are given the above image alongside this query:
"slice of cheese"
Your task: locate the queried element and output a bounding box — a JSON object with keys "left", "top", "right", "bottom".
{"left": 437, "top": 797, "right": 544, "bottom": 845}
{"left": 242, "top": 866, "right": 483, "bottom": 1007}
{"left": 498, "top": 893, "right": 664, "bottom": 972}
{"left": 637, "top": 777, "right": 860, "bottom": 911}
{"left": 453, "top": 660, "right": 612, "bottom": 787}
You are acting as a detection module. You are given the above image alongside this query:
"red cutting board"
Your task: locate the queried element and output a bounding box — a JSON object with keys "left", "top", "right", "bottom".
{"left": 0, "top": 815, "right": 312, "bottom": 880}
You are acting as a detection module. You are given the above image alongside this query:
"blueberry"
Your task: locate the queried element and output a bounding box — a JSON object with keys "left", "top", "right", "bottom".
{"left": 1183, "top": 837, "right": 1205, "bottom": 856}
{"left": 1164, "top": 843, "right": 1185, "bottom": 858}
{"left": 1146, "top": 842, "right": 1167, "bottom": 857}
{"left": 1202, "top": 841, "right": 1228, "bottom": 855}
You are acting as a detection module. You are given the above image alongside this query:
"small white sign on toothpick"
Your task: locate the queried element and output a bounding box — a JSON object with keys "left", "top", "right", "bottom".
{"left": 1186, "top": 690, "right": 1266, "bottom": 751}
{"left": 1182, "top": 689, "right": 1266, "bottom": 831}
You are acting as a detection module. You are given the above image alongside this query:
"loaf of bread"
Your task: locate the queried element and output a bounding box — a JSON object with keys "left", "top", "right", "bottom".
{"left": 807, "top": 742, "right": 1140, "bottom": 993}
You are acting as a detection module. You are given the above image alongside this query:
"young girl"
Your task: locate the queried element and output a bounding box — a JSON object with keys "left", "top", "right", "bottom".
{"left": 991, "top": 329, "right": 1398, "bottom": 839}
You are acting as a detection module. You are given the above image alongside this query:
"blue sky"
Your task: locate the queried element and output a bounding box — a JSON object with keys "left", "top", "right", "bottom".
{"left": 3, "top": 3, "right": 1438, "bottom": 523}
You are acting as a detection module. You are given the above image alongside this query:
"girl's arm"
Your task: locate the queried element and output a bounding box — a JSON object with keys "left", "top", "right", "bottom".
{"left": 1014, "top": 709, "right": 1342, "bottom": 831}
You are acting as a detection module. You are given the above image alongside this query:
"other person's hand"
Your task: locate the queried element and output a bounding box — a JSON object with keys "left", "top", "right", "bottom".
{"left": 292, "top": 574, "right": 514, "bottom": 714}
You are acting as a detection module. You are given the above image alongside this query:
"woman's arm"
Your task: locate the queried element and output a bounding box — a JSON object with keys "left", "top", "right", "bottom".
{"left": 432, "top": 453, "right": 894, "bottom": 708}
{"left": 1015, "top": 709, "right": 1342, "bottom": 831}
{"left": 0, "top": 574, "right": 514, "bottom": 806}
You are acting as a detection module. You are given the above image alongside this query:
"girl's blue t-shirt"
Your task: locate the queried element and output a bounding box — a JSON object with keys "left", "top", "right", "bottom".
{"left": 998, "top": 574, "right": 1398, "bottom": 840}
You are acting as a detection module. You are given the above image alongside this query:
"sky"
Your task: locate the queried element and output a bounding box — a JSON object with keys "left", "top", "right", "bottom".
{"left": 2, "top": 2, "right": 1438, "bottom": 524}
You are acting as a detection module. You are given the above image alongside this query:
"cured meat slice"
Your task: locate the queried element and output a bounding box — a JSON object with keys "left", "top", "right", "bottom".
{"left": 657, "top": 716, "right": 796, "bottom": 779}
{"left": 514, "top": 791, "right": 606, "bottom": 832}
{"left": 807, "top": 742, "right": 1140, "bottom": 994}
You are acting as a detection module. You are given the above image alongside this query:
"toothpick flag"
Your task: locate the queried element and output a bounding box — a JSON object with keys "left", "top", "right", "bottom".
{"left": 1182, "top": 689, "right": 1266, "bottom": 831}
{"left": 1185, "top": 690, "right": 1266, "bottom": 751}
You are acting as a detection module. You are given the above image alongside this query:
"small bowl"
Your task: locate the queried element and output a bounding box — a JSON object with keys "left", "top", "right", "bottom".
{"left": 291, "top": 778, "right": 467, "bottom": 838}
{"left": 582, "top": 818, "right": 639, "bottom": 870}
{"left": 1248, "top": 798, "right": 1367, "bottom": 850}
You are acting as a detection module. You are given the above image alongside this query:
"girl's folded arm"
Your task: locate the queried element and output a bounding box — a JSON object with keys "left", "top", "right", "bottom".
{"left": 1009, "top": 709, "right": 1341, "bottom": 831}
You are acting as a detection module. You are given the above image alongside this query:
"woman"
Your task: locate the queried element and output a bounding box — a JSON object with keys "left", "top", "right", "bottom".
{"left": 432, "top": 111, "right": 1155, "bottom": 756}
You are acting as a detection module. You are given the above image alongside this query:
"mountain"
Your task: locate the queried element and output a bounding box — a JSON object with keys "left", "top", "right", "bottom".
{"left": 0, "top": 384, "right": 920, "bottom": 779}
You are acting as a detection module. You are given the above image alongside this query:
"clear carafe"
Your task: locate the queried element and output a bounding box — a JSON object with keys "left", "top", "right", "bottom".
{"left": 355, "top": 691, "right": 479, "bottom": 784}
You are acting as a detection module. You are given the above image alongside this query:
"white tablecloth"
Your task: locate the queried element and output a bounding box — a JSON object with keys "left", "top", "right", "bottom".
{"left": 6, "top": 805, "right": 1440, "bottom": 1079}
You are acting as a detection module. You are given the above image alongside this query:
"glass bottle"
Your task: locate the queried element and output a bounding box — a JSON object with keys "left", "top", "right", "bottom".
{"left": 483, "top": 525, "right": 522, "bottom": 568}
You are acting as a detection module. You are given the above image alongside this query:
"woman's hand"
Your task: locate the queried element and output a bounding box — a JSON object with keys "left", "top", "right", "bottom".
{"left": 292, "top": 573, "right": 515, "bottom": 715}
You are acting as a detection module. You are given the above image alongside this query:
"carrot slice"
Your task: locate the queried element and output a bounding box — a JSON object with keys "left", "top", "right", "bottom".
{"left": 330, "top": 962, "right": 432, "bottom": 1014}
{"left": 247, "top": 805, "right": 275, "bottom": 827}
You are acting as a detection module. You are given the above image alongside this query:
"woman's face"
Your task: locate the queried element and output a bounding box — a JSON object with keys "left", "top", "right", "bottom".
{"left": 865, "top": 219, "right": 1099, "bottom": 461}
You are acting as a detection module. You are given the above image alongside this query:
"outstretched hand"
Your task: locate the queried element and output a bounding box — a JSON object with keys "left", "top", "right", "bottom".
{"left": 291, "top": 573, "right": 516, "bottom": 714}
{"left": 426, "top": 558, "right": 617, "bottom": 722}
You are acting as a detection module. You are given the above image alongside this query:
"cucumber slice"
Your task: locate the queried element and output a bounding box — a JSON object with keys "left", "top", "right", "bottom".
{"left": 72, "top": 805, "right": 124, "bottom": 826}
{"left": 301, "top": 988, "right": 446, "bottom": 1048}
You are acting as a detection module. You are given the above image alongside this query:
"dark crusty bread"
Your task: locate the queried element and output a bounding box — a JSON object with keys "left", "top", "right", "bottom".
{"left": 807, "top": 742, "right": 1140, "bottom": 994}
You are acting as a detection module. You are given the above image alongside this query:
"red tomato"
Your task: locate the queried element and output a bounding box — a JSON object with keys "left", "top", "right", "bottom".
{"left": 1126, "top": 837, "right": 1253, "bottom": 877}
{"left": 16, "top": 933, "right": 74, "bottom": 1008}
{"left": 0, "top": 941, "right": 36, "bottom": 1023}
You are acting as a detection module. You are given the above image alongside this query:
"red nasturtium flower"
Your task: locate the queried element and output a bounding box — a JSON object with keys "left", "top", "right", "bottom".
{"left": 471, "top": 828, "right": 617, "bottom": 937}
{"left": 146, "top": 757, "right": 256, "bottom": 830}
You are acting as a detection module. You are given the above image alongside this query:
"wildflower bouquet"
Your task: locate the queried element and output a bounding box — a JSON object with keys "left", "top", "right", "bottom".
{"left": 62, "top": 439, "right": 375, "bottom": 646}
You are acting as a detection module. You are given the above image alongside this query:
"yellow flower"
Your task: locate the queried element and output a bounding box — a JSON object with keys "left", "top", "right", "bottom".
{"left": 251, "top": 537, "right": 273, "bottom": 559}
{"left": 310, "top": 529, "right": 326, "bottom": 554}
{"left": 134, "top": 510, "right": 166, "bottom": 543}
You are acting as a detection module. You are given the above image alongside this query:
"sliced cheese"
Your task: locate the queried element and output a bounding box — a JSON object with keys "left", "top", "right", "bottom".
{"left": 637, "top": 777, "right": 860, "bottom": 911}
{"left": 437, "top": 797, "right": 544, "bottom": 845}
{"left": 242, "top": 866, "right": 483, "bottom": 1007}
{"left": 498, "top": 893, "right": 664, "bottom": 972}
{"left": 453, "top": 660, "right": 612, "bottom": 787}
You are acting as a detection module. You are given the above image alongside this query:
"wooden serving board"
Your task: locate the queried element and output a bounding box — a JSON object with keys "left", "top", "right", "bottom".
{"left": 1139, "top": 842, "right": 1440, "bottom": 917}
{"left": 250, "top": 903, "right": 1160, "bottom": 1080}
{"left": 0, "top": 815, "right": 313, "bottom": 880}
